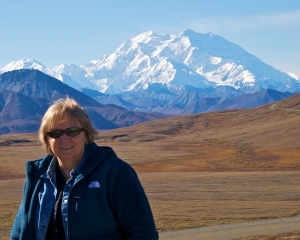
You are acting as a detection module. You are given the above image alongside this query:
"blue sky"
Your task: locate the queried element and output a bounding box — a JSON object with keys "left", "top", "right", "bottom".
{"left": 1, "top": 0, "right": 300, "bottom": 75}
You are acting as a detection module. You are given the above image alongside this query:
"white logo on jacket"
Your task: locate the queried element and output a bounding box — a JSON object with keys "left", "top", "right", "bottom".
{"left": 88, "top": 181, "right": 100, "bottom": 188}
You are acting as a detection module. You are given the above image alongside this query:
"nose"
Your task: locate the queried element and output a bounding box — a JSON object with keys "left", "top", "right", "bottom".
{"left": 60, "top": 132, "right": 70, "bottom": 140}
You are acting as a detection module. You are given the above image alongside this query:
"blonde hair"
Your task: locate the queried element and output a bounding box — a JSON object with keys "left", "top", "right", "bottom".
{"left": 39, "top": 97, "right": 98, "bottom": 154}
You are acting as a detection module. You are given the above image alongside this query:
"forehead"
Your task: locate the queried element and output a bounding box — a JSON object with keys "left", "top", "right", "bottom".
{"left": 49, "top": 114, "right": 81, "bottom": 129}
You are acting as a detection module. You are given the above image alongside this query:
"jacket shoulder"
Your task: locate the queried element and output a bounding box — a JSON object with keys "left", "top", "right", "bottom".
{"left": 88, "top": 143, "right": 134, "bottom": 175}
{"left": 25, "top": 154, "right": 52, "bottom": 175}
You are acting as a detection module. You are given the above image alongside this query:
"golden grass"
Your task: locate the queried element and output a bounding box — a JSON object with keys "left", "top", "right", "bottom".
{"left": 234, "top": 231, "right": 300, "bottom": 240}
{"left": 139, "top": 171, "right": 300, "bottom": 231}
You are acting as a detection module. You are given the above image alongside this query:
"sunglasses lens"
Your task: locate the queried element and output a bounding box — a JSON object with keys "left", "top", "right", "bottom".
{"left": 49, "top": 130, "right": 64, "bottom": 139}
{"left": 66, "top": 128, "right": 82, "bottom": 137}
{"left": 48, "top": 128, "right": 84, "bottom": 139}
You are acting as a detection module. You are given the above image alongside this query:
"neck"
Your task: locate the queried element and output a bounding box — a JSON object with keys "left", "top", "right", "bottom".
{"left": 55, "top": 151, "right": 85, "bottom": 181}
{"left": 60, "top": 167, "right": 71, "bottom": 181}
{"left": 57, "top": 161, "right": 76, "bottom": 181}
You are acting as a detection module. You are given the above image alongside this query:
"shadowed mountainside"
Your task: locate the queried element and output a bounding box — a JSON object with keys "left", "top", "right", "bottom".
{"left": 0, "top": 69, "right": 168, "bottom": 133}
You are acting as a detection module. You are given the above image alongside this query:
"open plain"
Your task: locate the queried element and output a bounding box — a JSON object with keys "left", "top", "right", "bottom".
{"left": 1, "top": 94, "right": 300, "bottom": 239}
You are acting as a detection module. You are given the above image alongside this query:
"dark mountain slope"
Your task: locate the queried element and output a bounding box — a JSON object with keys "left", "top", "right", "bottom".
{"left": 179, "top": 97, "right": 221, "bottom": 114}
{"left": 208, "top": 89, "right": 294, "bottom": 111}
{"left": 0, "top": 69, "right": 167, "bottom": 133}
{"left": 0, "top": 90, "right": 49, "bottom": 133}
{"left": 0, "top": 69, "right": 100, "bottom": 107}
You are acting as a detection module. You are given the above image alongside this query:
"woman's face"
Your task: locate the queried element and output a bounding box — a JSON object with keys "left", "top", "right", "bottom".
{"left": 47, "top": 116, "right": 87, "bottom": 166}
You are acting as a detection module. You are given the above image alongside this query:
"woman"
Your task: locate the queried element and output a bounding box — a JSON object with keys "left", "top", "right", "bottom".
{"left": 10, "top": 97, "right": 158, "bottom": 240}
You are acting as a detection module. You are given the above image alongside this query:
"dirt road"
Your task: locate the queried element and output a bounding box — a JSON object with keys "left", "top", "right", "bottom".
{"left": 159, "top": 216, "right": 300, "bottom": 240}
{"left": 270, "top": 103, "right": 300, "bottom": 112}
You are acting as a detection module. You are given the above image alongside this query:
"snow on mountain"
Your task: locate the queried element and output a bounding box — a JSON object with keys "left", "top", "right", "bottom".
{"left": 0, "top": 58, "right": 51, "bottom": 75}
{"left": 83, "top": 31, "right": 179, "bottom": 94}
{"left": 81, "top": 29, "right": 300, "bottom": 93}
{"left": 0, "top": 59, "right": 94, "bottom": 90}
{"left": 52, "top": 63, "right": 97, "bottom": 90}
{"left": 1, "top": 29, "right": 299, "bottom": 94}
{"left": 287, "top": 72, "right": 299, "bottom": 81}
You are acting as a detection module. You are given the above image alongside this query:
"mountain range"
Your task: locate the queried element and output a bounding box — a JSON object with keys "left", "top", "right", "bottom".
{"left": 0, "top": 69, "right": 166, "bottom": 134}
{"left": 1, "top": 29, "right": 299, "bottom": 94}
{"left": 0, "top": 29, "right": 299, "bottom": 133}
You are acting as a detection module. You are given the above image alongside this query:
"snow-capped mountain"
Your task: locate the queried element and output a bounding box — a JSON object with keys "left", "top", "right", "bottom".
{"left": 1, "top": 29, "right": 299, "bottom": 95}
{"left": 89, "top": 28, "right": 299, "bottom": 93}
{"left": 0, "top": 59, "right": 84, "bottom": 90}
{"left": 0, "top": 58, "right": 51, "bottom": 75}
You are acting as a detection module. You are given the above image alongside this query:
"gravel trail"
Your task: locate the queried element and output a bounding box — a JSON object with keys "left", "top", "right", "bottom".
{"left": 159, "top": 216, "right": 300, "bottom": 240}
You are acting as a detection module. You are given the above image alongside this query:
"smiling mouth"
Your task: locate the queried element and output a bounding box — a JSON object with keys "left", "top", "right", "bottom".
{"left": 61, "top": 146, "right": 73, "bottom": 149}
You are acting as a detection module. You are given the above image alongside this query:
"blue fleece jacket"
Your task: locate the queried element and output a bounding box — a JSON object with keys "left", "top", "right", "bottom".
{"left": 10, "top": 142, "right": 158, "bottom": 240}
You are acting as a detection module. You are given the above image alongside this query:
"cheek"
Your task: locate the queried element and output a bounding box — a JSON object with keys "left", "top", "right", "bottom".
{"left": 48, "top": 138, "right": 56, "bottom": 149}
{"left": 45, "top": 138, "right": 53, "bottom": 153}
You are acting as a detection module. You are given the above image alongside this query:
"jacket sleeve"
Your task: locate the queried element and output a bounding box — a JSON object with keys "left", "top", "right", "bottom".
{"left": 107, "top": 160, "right": 158, "bottom": 240}
{"left": 10, "top": 196, "right": 24, "bottom": 240}
{"left": 10, "top": 178, "right": 26, "bottom": 240}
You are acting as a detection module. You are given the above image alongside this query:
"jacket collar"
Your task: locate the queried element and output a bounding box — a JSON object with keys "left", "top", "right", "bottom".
{"left": 25, "top": 142, "right": 117, "bottom": 179}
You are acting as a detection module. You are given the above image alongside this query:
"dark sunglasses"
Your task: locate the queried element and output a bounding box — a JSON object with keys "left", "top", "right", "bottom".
{"left": 47, "top": 127, "right": 85, "bottom": 139}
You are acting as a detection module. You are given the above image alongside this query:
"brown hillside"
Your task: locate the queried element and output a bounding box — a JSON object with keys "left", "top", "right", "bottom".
{"left": 100, "top": 92, "right": 300, "bottom": 148}
{"left": 271, "top": 92, "right": 300, "bottom": 110}
{"left": 98, "top": 92, "right": 300, "bottom": 172}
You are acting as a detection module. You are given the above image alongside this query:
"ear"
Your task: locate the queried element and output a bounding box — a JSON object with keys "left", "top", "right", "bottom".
{"left": 85, "top": 132, "right": 89, "bottom": 144}
{"left": 45, "top": 137, "right": 52, "bottom": 154}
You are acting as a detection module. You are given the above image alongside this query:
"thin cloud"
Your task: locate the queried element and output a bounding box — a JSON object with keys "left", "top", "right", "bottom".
{"left": 184, "top": 10, "right": 300, "bottom": 34}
